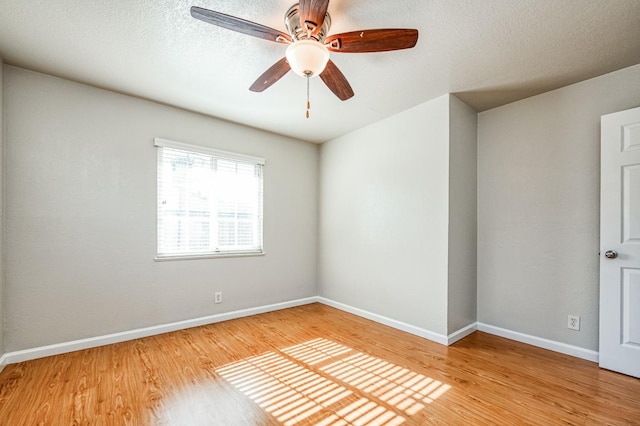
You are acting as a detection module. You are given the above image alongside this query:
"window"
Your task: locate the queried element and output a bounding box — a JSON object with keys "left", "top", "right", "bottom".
{"left": 155, "top": 138, "right": 264, "bottom": 259}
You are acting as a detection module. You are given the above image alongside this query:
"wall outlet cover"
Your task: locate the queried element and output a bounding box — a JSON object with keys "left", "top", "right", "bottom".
{"left": 568, "top": 315, "right": 580, "bottom": 331}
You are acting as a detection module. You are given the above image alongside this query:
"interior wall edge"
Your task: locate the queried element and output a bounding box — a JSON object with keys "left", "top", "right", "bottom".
{"left": 447, "top": 322, "right": 477, "bottom": 345}
{"left": 0, "top": 58, "right": 5, "bottom": 362}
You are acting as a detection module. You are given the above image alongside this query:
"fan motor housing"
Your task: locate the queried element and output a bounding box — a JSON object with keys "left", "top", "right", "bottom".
{"left": 285, "top": 4, "right": 331, "bottom": 42}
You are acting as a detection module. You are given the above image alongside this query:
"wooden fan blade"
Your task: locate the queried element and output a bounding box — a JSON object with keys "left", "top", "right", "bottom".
{"left": 249, "top": 57, "right": 291, "bottom": 92}
{"left": 326, "top": 29, "right": 418, "bottom": 53}
{"left": 319, "top": 60, "right": 354, "bottom": 101}
{"left": 191, "top": 6, "right": 291, "bottom": 44}
{"left": 299, "top": 0, "right": 329, "bottom": 35}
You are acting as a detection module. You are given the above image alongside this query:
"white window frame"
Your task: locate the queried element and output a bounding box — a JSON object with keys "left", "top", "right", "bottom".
{"left": 154, "top": 138, "right": 265, "bottom": 260}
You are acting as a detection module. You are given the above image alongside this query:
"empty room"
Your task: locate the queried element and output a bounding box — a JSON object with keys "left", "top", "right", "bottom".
{"left": 0, "top": 0, "right": 639, "bottom": 424}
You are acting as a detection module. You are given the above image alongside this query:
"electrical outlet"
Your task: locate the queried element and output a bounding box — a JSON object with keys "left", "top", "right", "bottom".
{"left": 214, "top": 292, "right": 223, "bottom": 304}
{"left": 568, "top": 315, "right": 580, "bottom": 331}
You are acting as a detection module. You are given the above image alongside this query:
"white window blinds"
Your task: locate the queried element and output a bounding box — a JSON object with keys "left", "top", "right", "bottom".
{"left": 155, "top": 138, "right": 264, "bottom": 258}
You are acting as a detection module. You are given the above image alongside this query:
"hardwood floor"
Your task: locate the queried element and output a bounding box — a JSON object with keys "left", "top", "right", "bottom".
{"left": 0, "top": 303, "right": 639, "bottom": 425}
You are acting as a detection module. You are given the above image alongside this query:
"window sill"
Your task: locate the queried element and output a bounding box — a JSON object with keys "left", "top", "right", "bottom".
{"left": 154, "top": 252, "right": 265, "bottom": 262}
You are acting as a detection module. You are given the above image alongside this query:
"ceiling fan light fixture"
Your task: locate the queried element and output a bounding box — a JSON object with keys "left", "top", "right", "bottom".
{"left": 286, "top": 40, "right": 330, "bottom": 78}
{"left": 191, "top": 1, "right": 418, "bottom": 102}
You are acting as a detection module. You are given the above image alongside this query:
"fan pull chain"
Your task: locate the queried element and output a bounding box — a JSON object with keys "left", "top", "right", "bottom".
{"left": 306, "top": 74, "right": 311, "bottom": 119}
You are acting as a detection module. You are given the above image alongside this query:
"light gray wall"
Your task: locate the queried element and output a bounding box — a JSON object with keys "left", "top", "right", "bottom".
{"left": 0, "top": 59, "right": 4, "bottom": 358}
{"left": 478, "top": 63, "right": 640, "bottom": 351}
{"left": 4, "top": 66, "right": 319, "bottom": 352}
{"left": 319, "top": 95, "right": 451, "bottom": 334}
{"left": 447, "top": 96, "right": 477, "bottom": 333}
{"left": 7, "top": 60, "right": 638, "bottom": 357}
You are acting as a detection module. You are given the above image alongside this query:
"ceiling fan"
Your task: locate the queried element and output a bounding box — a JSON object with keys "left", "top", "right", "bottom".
{"left": 190, "top": 0, "right": 419, "bottom": 108}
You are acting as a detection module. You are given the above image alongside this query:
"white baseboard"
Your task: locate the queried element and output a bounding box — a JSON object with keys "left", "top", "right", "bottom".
{"left": 447, "top": 322, "right": 478, "bottom": 345}
{"left": 477, "top": 322, "right": 599, "bottom": 363}
{"left": 0, "top": 353, "right": 7, "bottom": 373}
{"left": 2, "top": 297, "right": 319, "bottom": 365}
{"left": 0, "top": 298, "right": 598, "bottom": 367}
{"left": 316, "top": 299, "right": 597, "bottom": 363}
{"left": 317, "top": 297, "right": 454, "bottom": 346}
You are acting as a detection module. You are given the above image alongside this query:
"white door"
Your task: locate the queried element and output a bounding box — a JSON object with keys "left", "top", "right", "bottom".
{"left": 600, "top": 106, "right": 640, "bottom": 378}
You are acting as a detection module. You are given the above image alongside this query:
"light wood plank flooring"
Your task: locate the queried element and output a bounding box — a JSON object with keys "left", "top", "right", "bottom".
{"left": 0, "top": 303, "right": 639, "bottom": 425}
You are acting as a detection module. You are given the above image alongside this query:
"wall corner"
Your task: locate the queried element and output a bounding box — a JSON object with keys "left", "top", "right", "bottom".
{"left": 446, "top": 95, "right": 478, "bottom": 334}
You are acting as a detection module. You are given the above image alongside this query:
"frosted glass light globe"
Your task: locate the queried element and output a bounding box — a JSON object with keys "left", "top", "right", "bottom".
{"left": 285, "top": 39, "right": 330, "bottom": 77}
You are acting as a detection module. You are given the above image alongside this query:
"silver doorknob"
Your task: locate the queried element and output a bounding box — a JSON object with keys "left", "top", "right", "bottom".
{"left": 604, "top": 250, "right": 618, "bottom": 259}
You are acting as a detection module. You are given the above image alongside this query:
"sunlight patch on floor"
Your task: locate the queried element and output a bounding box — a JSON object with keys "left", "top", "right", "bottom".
{"left": 215, "top": 338, "right": 450, "bottom": 425}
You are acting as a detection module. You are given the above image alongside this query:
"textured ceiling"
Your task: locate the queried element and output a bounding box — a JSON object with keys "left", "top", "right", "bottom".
{"left": 1, "top": 0, "right": 639, "bottom": 143}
